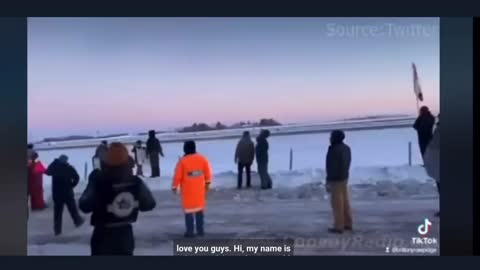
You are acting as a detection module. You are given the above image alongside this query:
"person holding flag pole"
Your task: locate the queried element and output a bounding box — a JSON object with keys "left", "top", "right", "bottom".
{"left": 412, "top": 63, "right": 436, "bottom": 158}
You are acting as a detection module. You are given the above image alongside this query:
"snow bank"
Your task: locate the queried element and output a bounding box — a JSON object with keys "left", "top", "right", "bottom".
{"left": 205, "top": 165, "right": 432, "bottom": 189}
{"left": 39, "top": 165, "right": 434, "bottom": 205}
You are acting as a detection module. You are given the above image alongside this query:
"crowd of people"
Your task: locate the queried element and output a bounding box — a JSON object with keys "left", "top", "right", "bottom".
{"left": 26, "top": 109, "right": 440, "bottom": 255}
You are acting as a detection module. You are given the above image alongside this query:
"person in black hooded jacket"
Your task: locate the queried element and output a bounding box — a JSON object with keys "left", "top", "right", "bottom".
{"left": 255, "top": 129, "right": 272, "bottom": 189}
{"left": 413, "top": 106, "right": 436, "bottom": 157}
{"left": 45, "top": 155, "right": 85, "bottom": 236}
{"left": 146, "top": 130, "right": 164, "bottom": 178}
{"left": 79, "top": 142, "right": 156, "bottom": 256}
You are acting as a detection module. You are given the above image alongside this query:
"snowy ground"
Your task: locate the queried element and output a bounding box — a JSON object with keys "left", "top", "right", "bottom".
{"left": 28, "top": 170, "right": 440, "bottom": 256}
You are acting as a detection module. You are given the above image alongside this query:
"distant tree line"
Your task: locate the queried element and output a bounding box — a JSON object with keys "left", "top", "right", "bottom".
{"left": 39, "top": 119, "right": 282, "bottom": 143}
{"left": 178, "top": 118, "right": 281, "bottom": 133}
{"left": 42, "top": 133, "right": 129, "bottom": 143}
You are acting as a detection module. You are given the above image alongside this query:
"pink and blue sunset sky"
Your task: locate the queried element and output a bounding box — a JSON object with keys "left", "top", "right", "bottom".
{"left": 28, "top": 17, "right": 439, "bottom": 139}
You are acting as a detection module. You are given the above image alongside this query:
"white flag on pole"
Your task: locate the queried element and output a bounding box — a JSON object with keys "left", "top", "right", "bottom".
{"left": 412, "top": 63, "right": 424, "bottom": 102}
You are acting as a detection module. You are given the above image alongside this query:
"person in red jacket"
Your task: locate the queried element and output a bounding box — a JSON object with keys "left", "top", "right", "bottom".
{"left": 172, "top": 140, "right": 212, "bottom": 238}
{"left": 28, "top": 152, "right": 47, "bottom": 210}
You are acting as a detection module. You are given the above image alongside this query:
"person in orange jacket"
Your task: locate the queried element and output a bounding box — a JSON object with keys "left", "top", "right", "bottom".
{"left": 172, "top": 140, "right": 212, "bottom": 238}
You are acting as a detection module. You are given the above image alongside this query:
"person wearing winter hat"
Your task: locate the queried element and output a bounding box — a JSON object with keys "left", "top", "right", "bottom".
{"left": 146, "top": 130, "right": 164, "bottom": 178}
{"left": 45, "top": 154, "right": 84, "bottom": 236}
{"left": 172, "top": 140, "right": 213, "bottom": 238}
{"left": 255, "top": 129, "right": 272, "bottom": 189}
{"left": 79, "top": 142, "right": 156, "bottom": 255}
{"left": 413, "top": 106, "right": 436, "bottom": 157}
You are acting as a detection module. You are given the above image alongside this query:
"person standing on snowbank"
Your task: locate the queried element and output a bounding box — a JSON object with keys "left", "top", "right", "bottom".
{"left": 172, "top": 140, "right": 212, "bottom": 238}
{"left": 235, "top": 131, "right": 255, "bottom": 189}
{"left": 79, "top": 142, "right": 156, "bottom": 256}
{"left": 146, "top": 130, "right": 164, "bottom": 178}
{"left": 413, "top": 106, "right": 436, "bottom": 157}
{"left": 256, "top": 129, "right": 272, "bottom": 189}
{"left": 424, "top": 115, "right": 440, "bottom": 217}
{"left": 45, "top": 155, "right": 85, "bottom": 236}
{"left": 325, "top": 130, "right": 353, "bottom": 234}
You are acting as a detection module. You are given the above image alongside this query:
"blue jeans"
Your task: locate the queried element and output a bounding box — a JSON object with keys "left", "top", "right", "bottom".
{"left": 185, "top": 211, "right": 204, "bottom": 235}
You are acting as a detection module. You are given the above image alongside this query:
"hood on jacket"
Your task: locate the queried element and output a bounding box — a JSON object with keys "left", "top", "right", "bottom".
{"left": 148, "top": 130, "right": 156, "bottom": 139}
{"left": 419, "top": 106, "right": 433, "bottom": 118}
{"left": 258, "top": 129, "right": 270, "bottom": 139}
{"left": 58, "top": 154, "right": 69, "bottom": 164}
{"left": 101, "top": 143, "right": 134, "bottom": 181}
{"left": 105, "top": 142, "right": 129, "bottom": 167}
{"left": 240, "top": 131, "right": 252, "bottom": 142}
{"left": 330, "top": 130, "right": 345, "bottom": 145}
{"left": 183, "top": 140, "right": 196, "bottom": 155}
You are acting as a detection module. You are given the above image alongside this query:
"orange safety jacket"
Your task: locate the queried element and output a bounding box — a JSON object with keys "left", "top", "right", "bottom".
{"left": 172, "top": 153, "right": 212, "bottom": 213}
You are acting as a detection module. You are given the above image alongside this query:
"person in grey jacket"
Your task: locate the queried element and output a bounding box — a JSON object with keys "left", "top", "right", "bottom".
{"left": 235, "top": 131, "right": 255, "bottom": 189}
{"left": 424, "top": 116, "right": 440, "bottom": 217}
{"left": 325, "top": 130, "right": 352, "bottom": 234}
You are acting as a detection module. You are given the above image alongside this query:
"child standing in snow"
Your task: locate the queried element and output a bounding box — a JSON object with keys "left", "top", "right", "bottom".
{"left": 132, "top": 140, "right": 146, "bottom": 177}
{"left": 325, "top": 130, "right": 353, "bottom": 234}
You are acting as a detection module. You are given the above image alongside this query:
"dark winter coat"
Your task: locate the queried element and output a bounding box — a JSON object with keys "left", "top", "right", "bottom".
{"left": 146, "top": 136, "right": 164, "bottom": 157}
{"left": 413, "top": 112, "right": 436, "bottom": 155}
{"left": 45, "top": 159, "right": 80, "bottom": 201}
{"left": 79, "top": 165, "right": 156, "bottom": 227}
{"left": 326, "top": 142, "right": 352, "bottom": 182}
{"left": 255, "top": 132, "right": 270, "bottom": 164}
{"left": 235, "top": 135, "right": 255, "bottom": 165}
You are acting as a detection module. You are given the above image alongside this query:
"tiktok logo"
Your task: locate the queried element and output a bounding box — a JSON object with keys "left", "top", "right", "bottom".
{"left": 417, "top": 218, "right": 432, "bottom": 235}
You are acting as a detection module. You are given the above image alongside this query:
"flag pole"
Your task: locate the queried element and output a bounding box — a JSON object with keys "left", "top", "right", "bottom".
{"left": 412, "top": 62, "right": 422, "bottom": 114}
